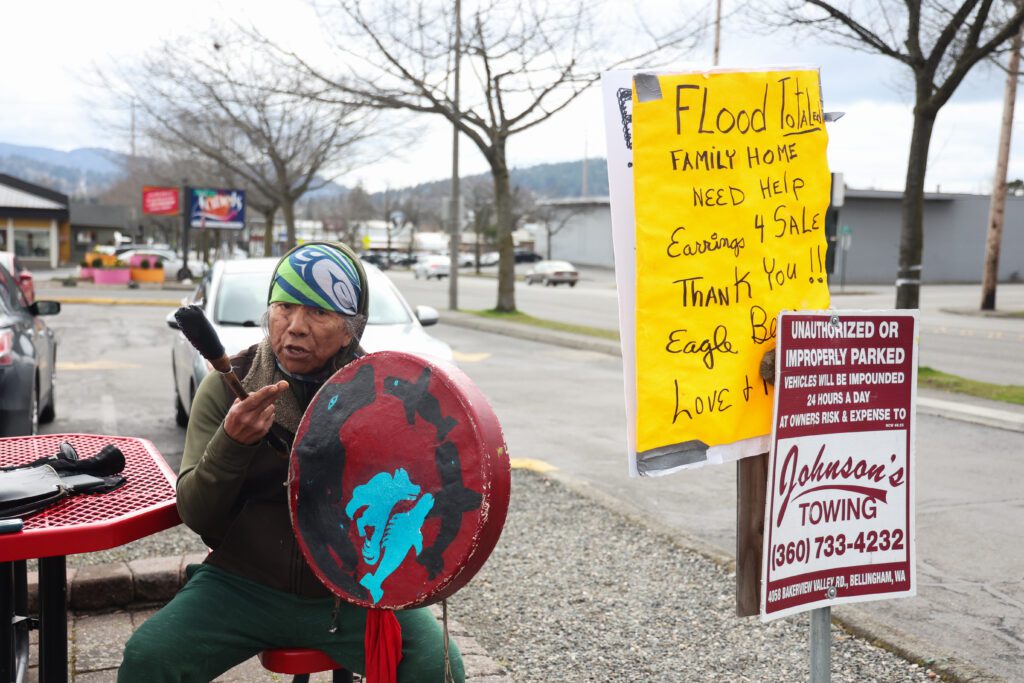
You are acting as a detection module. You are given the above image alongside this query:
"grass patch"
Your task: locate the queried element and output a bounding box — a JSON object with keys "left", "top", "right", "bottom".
{"left": 467, "top": 309, "right": 620, "bottom": 341}
{"left": 919, "top": 366, "right": 1024, "bottom": 405}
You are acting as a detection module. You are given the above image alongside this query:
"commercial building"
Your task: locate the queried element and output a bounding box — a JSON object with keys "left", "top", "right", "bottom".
{"left": 0, "top": 173, "right": 71, "bottom": 268}
{"left": 537, "top": 189, "right": 1024, "bottom": 284}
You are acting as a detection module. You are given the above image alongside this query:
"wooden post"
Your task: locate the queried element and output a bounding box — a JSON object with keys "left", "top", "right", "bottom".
{"left": 736, "top": 452, "right": 769, "bottom": 616}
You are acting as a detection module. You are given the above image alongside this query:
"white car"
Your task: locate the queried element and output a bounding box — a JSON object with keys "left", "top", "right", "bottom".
{"left": 167, "top": 257, "right": 452, "bottom": 426}
{"left": 412, "top": 254, "right": 451, "bottom": 280}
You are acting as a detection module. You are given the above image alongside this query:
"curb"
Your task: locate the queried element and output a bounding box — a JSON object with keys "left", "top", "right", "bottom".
{"left": 27, "top": 553, "right": 207, "bottom": 613}
{"left": 440, "top": 310, "right": 621, "bottom": 356}
{"left": 917, "top": 395, "right": 1024, "bottom": 432}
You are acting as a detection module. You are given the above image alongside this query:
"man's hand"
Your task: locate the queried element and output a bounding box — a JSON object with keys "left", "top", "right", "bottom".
{"left": 223, "top": 380, "right": 289, "bottom": 445}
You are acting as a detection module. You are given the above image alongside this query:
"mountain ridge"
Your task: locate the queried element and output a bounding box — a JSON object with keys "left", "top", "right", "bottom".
{"left": 0, "top": 140, "right": 609, "bottom": 201}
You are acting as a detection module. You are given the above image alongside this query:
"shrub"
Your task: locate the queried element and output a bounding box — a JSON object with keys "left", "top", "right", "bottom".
{"left": 91, "top": 257, "right": 103, "bottom": 268}
{"left": 140, "top": 259, "right": 151, "bottom": 269}
{"left": 80, "top": 260, "right": 89, "bottom": 267}
{"left": 155, "top": 258, "right": 165, "bottom": 269}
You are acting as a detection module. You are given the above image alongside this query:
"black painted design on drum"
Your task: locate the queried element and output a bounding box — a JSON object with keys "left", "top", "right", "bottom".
{"left": 294, "top": 363, "right": 376, "bottom": 600}
{"left": 384, "top": 368, "right": 482, "bottom": 579}
{"left": 418, "top": 440, "right": 483, "bottom": 579}
{"left": 385, "top": 367, "right": 457, "bottom": 441}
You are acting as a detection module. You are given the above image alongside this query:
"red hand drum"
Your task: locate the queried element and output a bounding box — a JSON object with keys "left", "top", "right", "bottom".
{"left": 289, "top": 351, "right": 510, "bottom": 609}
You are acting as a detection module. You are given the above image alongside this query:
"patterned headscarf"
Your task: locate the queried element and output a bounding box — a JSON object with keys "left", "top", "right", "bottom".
{"left": 268, "top": 242, "right": 366, "bottom": 316}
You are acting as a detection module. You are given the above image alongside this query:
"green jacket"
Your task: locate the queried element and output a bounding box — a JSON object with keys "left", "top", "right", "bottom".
{"left": 176, "top": 357, "right": 332, "bottom": 598}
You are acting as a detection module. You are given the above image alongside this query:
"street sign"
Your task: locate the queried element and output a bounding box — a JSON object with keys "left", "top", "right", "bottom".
{"left": 188, "top": 188, "right": 246, "bottom": 229}
{"left": 142, "top": 186, "right": 180, "bottom": 216}
{"left": 761, "top": 310, "right": 918, "bottom": 621}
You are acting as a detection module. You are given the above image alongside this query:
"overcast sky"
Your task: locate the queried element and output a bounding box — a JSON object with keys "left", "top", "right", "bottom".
{"left": 2, "top": 0, "right": 1021, "bottom": 194}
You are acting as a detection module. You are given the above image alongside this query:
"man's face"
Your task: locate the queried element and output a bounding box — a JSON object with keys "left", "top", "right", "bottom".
{"left": 268, "top": 302, "right": 353, "bottom": 375}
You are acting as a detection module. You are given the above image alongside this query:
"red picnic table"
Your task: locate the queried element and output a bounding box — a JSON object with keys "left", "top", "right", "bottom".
{"left": 0, "top": 434, "right": 180, "bottom": 683}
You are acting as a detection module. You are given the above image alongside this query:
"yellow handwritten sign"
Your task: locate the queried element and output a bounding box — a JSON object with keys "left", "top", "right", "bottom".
{"left": 632, "top": 69, "right": 831, "bottom": 462}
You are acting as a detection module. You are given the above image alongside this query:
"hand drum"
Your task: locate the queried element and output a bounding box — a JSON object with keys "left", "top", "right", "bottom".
{"left": 288, "top": 351, "right": 510, "bottom": 609}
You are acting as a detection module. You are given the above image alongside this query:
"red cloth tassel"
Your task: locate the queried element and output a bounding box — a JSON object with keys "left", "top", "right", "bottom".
{"left": 364, "top": 608, "right": 402, "bottom": 683}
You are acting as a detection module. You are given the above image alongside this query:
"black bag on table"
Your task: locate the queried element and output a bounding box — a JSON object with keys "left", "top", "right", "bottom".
{"left": 0, "top": 442, "right": 127, "bottom": 520}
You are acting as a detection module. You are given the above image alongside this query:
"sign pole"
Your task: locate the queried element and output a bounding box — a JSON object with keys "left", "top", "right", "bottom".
{"left": 181, "top": 184, "right": 191, "bottom": 281}
{"left": 810, "top": 606, "right": 831, "bottom": 682}
{"left": 735, "top": 453, "right": 768, "bottom": 616}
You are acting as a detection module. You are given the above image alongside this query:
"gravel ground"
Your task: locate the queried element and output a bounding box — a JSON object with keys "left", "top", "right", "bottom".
{"left": 49, "top": 468, "right": 945, "bottom": 681}
{"left": 450, "top": 470, "right": 944, "bottom": 683}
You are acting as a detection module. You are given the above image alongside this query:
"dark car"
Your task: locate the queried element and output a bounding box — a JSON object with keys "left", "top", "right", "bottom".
{"left": 514, "top": 249, "right": 543, "bottom": 263}
{"left": 0, "top": 262, "right": 60, "bottom": 435}
{"left": 0, "top": 252, "right": 35, "bottom": 304}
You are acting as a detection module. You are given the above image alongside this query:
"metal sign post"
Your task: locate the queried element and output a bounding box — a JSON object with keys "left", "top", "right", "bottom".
{"left": 810, "top": 605, "right": 831, "bottom": 682}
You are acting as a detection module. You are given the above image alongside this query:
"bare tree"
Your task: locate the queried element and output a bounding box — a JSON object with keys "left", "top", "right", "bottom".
{"left": 100, "top": 35, "right": 378, "bottom": 251}
{"left": 273, "top": 0, "right": 702, "bottom": 312}
{"left": 534, "top": 202, "right": 582, "bottom": 259}
{"left": 773, "top": 1, "right": 1024, "bottom": 309}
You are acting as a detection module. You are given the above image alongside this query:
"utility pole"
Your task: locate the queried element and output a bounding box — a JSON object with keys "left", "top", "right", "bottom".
{"left": 448, "top": 0, "right": 462, "bottom": 311}
{"left": 713, "top": 0, "right": 722, "bottom": 66}
{"left": 981, "top": 20, "right": 1023, "bottom": 310}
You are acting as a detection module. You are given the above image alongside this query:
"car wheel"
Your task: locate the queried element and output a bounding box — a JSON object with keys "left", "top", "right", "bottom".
{"left": 39, "top": 348, "right": 56, "bottom": 424}
{"left": 174, "top": 384, "right": 189, "bottom": 427}
{"left": 569, "top": 281, "right": 577, "bottom": 288}
{"left": 173, "top": 362, "right": 189, "bottom": 427}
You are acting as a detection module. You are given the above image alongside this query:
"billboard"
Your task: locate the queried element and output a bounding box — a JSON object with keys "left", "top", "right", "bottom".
{"left": 761, "top": 310, "right": 918, "bottom": 621}
{"left": 142, "top": 186, "right": 180, "bottom": 216}
{"left": 189, "top": 188, "right": 246, "bottom": 229}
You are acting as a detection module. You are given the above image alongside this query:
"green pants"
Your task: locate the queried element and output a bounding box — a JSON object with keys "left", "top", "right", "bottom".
{"left": 119, "top": 564, "right": 464, "bottom": 682}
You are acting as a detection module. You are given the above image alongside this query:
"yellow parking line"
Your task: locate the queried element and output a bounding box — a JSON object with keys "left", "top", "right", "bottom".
{"left": 58, "top": 360, "right": 144, "bottom": 370}
{"left": 453, "top": 351, "right": 492, "bottom": 363}
{"left": 509, "top": 458, "right": 557, "bottom": 472}
{"left": 54, "top": 297, "right": 179, "bottom": 307}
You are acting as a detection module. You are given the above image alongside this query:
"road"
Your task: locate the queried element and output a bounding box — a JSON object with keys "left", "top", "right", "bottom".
{"left": 396, "top": 268, "right": 1024, "bottom": 386}
{"left": 34, "top": 280, "right": 1024, "bottom": 681}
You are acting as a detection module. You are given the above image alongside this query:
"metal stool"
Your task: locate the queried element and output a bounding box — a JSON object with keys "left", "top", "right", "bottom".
{"left": 258, "top": 647, "right": 354, "bottom": 683}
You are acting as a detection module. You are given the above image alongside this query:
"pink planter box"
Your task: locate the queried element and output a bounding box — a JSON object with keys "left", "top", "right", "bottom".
{"left": 92, "top": 268, "right": 131, "bottom": 285}
{"left": 79, "top": 267, "right": 93, "bottom": 280}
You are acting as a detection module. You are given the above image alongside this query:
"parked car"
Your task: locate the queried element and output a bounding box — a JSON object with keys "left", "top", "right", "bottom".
{"left": 391, "top": 252, "right": 419, "bottom": 267}
{"left": 525, "top": 260, "right": 580, "bottom": 287}
{"left": 412, "top": 255, "right": 451, "bottom": 280}
{"left": 167, "top": 257, "right": 452, "bottom": 425}
{"left": 0, "top": 261, "right": 60, "bottom": 436}
{"left": 514, "top": 249, "right": 543, "bottom": 263}
{"left": 360, "top": 251, "right": 390, "bottom": 269}
{"left": 479, "top": 251, "right": 500, "bottom": 267}
{"left": 118, "top": 248, "right": 208, "bottom": 281}
{"left": 0, "top": 252, "right": 35, "bottom": 304}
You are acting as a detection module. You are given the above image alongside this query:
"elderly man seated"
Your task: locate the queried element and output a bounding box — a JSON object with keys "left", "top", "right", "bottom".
{"left": 120, "top": 242, "right": 464, "bottom": 682}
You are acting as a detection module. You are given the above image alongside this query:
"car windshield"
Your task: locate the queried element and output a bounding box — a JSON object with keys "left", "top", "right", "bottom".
{"left": 213, "top": 268, "right": 413, "bottom": 326}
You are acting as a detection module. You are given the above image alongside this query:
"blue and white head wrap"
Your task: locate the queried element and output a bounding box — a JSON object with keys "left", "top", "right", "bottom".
{"left": 269, "top": 243, "right": 364, "bottom": 316}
